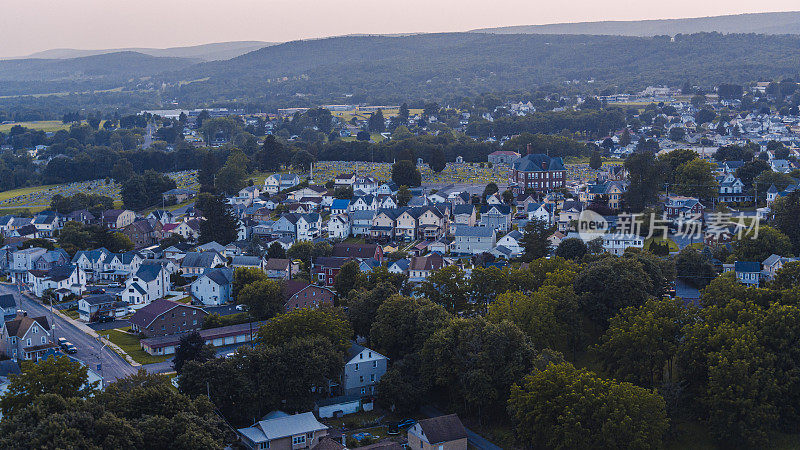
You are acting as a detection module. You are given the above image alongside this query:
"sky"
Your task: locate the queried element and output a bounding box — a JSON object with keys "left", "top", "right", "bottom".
{"left": 1, "top": 1, "right": 799, "bottom": 57}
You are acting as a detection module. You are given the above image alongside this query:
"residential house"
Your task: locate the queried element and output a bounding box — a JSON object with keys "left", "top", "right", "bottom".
{"left": 65, "top": 209, "right": 95, "bottom": 225}
{"left": 189, "top": 267, "right": 234, "bottom": 306}
{"left": 9, "top": 247, "right": 47, "bottom": 284}
{"left": 395, "top": 208, "right": 419, "bottom": 241}
{"left": 602, "top": 233, "right": 644, "bottom": 256}
{"left": 417, "top": 206, "right": 449, "bottom": 240}
{"left": 264, "top": 173, "right": 300, "bottom": 194}
{"left": 349, "top": 195, "right": 378, "bottom": 212}
{"left": 330, "top": 199, "right": 350, "bottom": 216}
{"left": 350, "top": 211, "right": 376, "bottom": 237}
{"left": 341, "top": 343, "right": 388, "bottom": 396}
{"left": 181, "top": 251, "right": 225, "bottom": 276}
{"left": 496, "top": 230, "right": 523, "bottom": 257}
{"left": 139, "top": 320, "right": 267, "bottom": 356}
{"left": 335, "top": 173, "right": 357, "bottom": 187}
{"left": 333, "top": 243, "right": 384, "bottom": 263}
{"left": 122, "top": 220, "right": 157, "bottom": 249}
{"left": 31, "top": 249, "right": 70, "bottom": 271}
{"left": 232, "top": 255, "right": 264, "bottom": 271}
{"left": 327, "top": 215, "right": 351, "bottom": 239}
{"left": 452, "top": 205, "right": 476, "bottom": 227}
{"left": 479, "top": 205, "right": 512, "bottom": 232}
{"left": 101, "top": 252, "right": 144, "bottom": 281}
{"left": 31, "top": 212, "right": 60, "bottom": 237}
{"left": 724, "top": 261, "right": 761, "bottom": 287}
{"left": 0, "top": 294, "right": 17, "bottom": 323}
{"left": 762, "top": 254, "right": 798, "bottom": 281}
{"left": 664, "top": 196, "right": 705, "bottom": 221}
{"left": 264, "top": 258, "right": 292, "bottom": 280}
{"left": 313, "top": 257, "right": 355, "bottom": 287}
{"left": 283, "top": 280, "right": 335, "bottom": 310}
{"left": 121, "top": 264, "right": 171, "bottom": 307}
{"left": 101, "top": 209, "right": 136, "bottom": 229}
{"left": 274, "top": 213, "right": 322, "bottom": 242}
{"left": 388, "top": 259, "right": 410, "bottom": 275}
{"left": 78, "top": 294, "right": 129, "bottom": 322}
{"left": 354, "top": 176, "right": 379, "bottom": 194}
{"left": 451, "top": 225, "right": 496, "bottom": 255}
{"left": 238, "top": 411, "right": 329, "bottom": 450}
{"left": 28, "top": 265, "right": 86, "bottom": 300}
{"left": 408, "top": 253, "right": 448, "bottom": 282}
{"left": 71, "top": 248, "right": 110, "bottom": 282}
{"left": 129, "top": 298, "right": 208, "bottom": 338}
{"left": 0, "top": 314, "right": 57, "bottom": 362}
{"left": 161, "top": 220, "right": 200, "bottom": 241}
{"left": 526, "top": 202, "right": 555, "bottom": 225}
{"left": 376, "top": 182, "right": 398, "bottom": 196}
{"left": 407, "top": 415, "right": 468, "bottom": 450}
{"left": 557, "top": 201, "right": 584, "bottom": 232}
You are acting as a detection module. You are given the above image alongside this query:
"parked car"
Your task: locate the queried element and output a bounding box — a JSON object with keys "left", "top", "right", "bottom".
{"left": 57, "top": 337, "right": 68, "bottom": 348}
{"left": 235, "top": 304, "right": 248, "bottom": 311}
{"left": 63, "top": 342, "right": 78, "bottom": 354}
{"left": 96, "top": 315, "right": 115, "bottom": 323}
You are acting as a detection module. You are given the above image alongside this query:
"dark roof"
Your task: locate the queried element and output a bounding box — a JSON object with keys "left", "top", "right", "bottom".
{"left": 311, "top": 438, "right": 346, "bottom": 450}
{"left": 140, "top": 320, "right": 268, "bottom": 348}
{"left": 735, "top": 261, "right": 761, "bottom": 273}
{"left": 315, "top": 256, "right": 356, "bottom": 269}
{"left": 129, "top": 299, "right": 205, "bottom": 329}
{"left": 16, "top": 224, "right": 38, "bottom": 236}
{"left": 264, "top": 258, "right": 291, "bottom": 271}
{"left": 283, "top": 280, "right": 333, "bottom": 298}
{"left": 82, "top": 294, "right": 116, "bottom": 305}
{"left": 203, "top": 267, "right": 234, "bottom": 286}
{"left": 0, "top": 294, "right": 16, "bottom": 309}
{"left": 4, "top": 315, "right": 50, "bottom": 338}
{"left": 135, "top": 264, "right": 164, "bottom": 282}
{"left": 409, "top": 253, "right": 446, "bottom": 271}
{"left": 453, "top": 204, "right": 475, "bottom": 215}
{"left": 418, "top": 414, "right": 468, "bottom": 444}
{"left": 512, "top": 153, "right": 565, "bottom": 172}
{"left": 333, "top": 243, "right": 379, "bottom": 259}
{"left": 480, "top": 204, "right": 511, "bottom": 215}
{"left": 182, "top": 251, "right": 222, "bottom": 268}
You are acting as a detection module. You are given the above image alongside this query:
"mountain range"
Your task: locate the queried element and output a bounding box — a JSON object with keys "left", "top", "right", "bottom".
{"left": 472, "top": 11, "right": 800, "bottom": 36}
{"left": 9, "top": 41, "right": 273, "bottom": 62}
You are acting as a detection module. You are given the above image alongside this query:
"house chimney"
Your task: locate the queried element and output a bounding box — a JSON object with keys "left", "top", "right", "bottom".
{"left": 526, "top": 143, "right": 532, "bottom": 155}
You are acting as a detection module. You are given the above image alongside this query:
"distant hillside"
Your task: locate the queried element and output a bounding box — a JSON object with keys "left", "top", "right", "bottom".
{"left": 0, "top": 51, "right": 199, "bottom": 83}
{"left": 472, "top": 11, "right": 800, "bottom": 36}
{"left": 164, "top": 32, "right": 800, "bottom": 104}
{"left": 19, "top": 41, "right": 274, "bottom": 62}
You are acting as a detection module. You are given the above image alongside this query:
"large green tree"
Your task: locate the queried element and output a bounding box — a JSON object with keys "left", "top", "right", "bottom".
{"left": 508, "top": 363, "right": 668, "bottom": 449}
{"left": 624, "top": 152, "right": 665, "bottom": 212}
{"left": 196, "top": 193, "right": 238, "bottom": 245}
{"left": 391, "top": 160, "right": 421, "bottom": 187}
{"left": 370, "top": 295, "right": 451, "bottom": 360}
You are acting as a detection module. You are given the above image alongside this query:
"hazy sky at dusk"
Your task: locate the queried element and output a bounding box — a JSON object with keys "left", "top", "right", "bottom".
{"left": 1, "top": 1, "right": 798, "bottom": 57}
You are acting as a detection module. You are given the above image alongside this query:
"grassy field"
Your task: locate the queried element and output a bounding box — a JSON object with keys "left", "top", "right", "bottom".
{"left": 0, "top": 120, "right": 70, "bottom": 133}
{"left": 0, "top": 184, "right": 53, "bottom": 202}
{"left": 106, "top": 328, "right": 170, "bottom": 365}
{"left": 644, "top": 237, "right": 680, "bottom": 252}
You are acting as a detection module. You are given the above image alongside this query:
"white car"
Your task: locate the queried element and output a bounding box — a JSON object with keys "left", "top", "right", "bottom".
{"left": 235, "top": 304, "right": 248, "bottom": 311}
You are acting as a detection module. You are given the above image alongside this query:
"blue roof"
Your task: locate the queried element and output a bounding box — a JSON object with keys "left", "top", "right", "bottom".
{"left": 735, "top": 261, "right": 761, "bottom": 273}
{"left": 331, "top": 199, "right": 350, "bottom": 210}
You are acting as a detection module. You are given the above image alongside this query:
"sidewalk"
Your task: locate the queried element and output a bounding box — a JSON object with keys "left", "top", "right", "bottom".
{"left": 21, "top": 291, "right": 141, "bottom": 367}
{"left": 420, "top": 406, "right": 503, "bottom": 450}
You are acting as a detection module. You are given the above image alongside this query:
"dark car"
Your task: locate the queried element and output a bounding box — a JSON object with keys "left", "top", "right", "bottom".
{"left": 96, "top": 315, "right": 115, "bottom": 323}
{"left": 63, "top": 343, "right": 78, "bottom": 354}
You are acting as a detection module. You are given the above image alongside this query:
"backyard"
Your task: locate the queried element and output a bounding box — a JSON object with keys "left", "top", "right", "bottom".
{"left": 105, "top": 327, "right": 170, "bottom": 365}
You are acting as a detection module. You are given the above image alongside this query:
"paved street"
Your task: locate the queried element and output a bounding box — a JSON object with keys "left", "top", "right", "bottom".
{"left": 0, "top": 284, "right": 137, "bottom": 384}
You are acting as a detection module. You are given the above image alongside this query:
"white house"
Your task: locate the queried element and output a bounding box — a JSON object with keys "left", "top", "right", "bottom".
{"left": 496, "top": 230, "right": 523, "bottom": 257}
{"left": 28, "top": 265, "right": 86, "bottom": 299}
{"left": 121, "top": 264, "right": 171, "bottom": 308}
{"left": 602, "top": 234, "right": 643, "bottom": 256}
{"left": 264, "top": 173, "right": 300, "bottom": 194}
{"left": 189, "top": 267, "right": 234, "bottom": 306}
{"left": 327, "top": 215, "right": 351, "bottom": 239}
{"left": 450, "top": 225, "right": 497, "bottom": 255}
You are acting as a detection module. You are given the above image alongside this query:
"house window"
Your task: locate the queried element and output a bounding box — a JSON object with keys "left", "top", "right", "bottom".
{"left": 259, "top": 442, "right": 269, "bottom": 449}
{"left": 371, "top": 374, "right": 375, "bottom": 382}
{"left": 354, "top": 363, "right": 359, "bottom": 371}
{"left": 359, "top": 375, "right": 364, "bottom": 383}
{"left": 373, "top": 361, "right": 377, "bottom": 368}
{"left": 360, "top": 387, "right": 366, "bottom": 394}
{"left": 292, "top": 435, "right": 306, "bottom": 445}
{"left": 27, "top": 339, "right": 31, "bottom": 346}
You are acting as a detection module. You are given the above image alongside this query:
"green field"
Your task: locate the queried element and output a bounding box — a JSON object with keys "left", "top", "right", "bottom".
{"left": 0, "top": 121, "right": 70, "bottom": 133}
{"left": 106, "top": 328, "right": 170, "bottom": 365}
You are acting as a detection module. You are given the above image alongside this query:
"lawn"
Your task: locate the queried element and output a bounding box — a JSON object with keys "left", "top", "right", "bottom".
{"left": 0, "top": 184, "right": 54, "bottom": 202}
{"left": 63, "top": 309, "right": 80, "bottom": 320}
{"left": 644, "top": 237, "right": 680, "bottom": 252}
{"left": 0, "top": 120, "right": 69, "bottom": 133}
{"left": 105, "top": 328, "right": 170, "bottom": 365}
